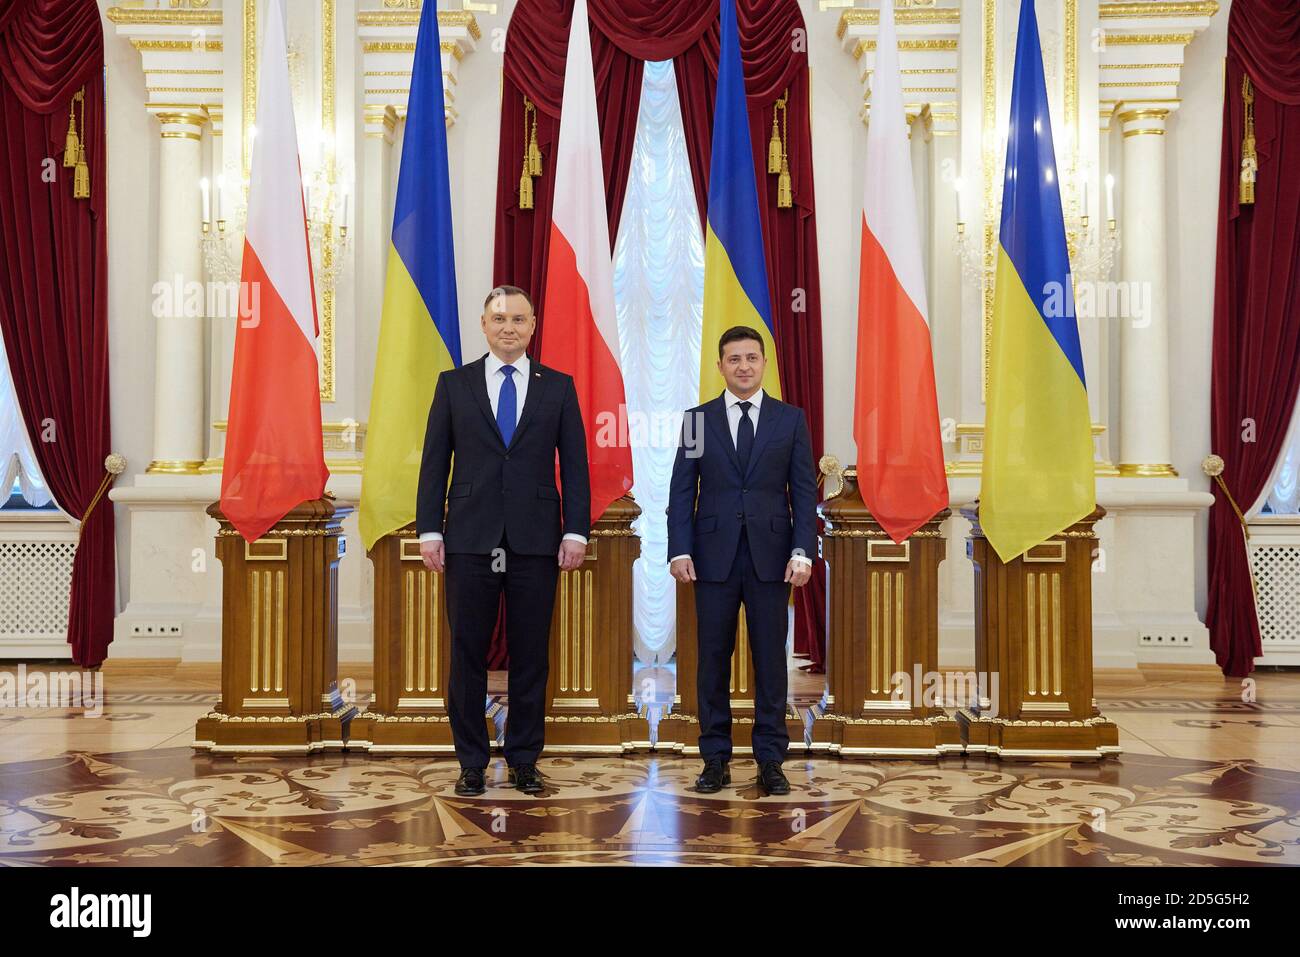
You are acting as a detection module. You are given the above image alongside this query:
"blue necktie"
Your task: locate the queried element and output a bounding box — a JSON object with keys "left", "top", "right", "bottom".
{"left": 497, "top": 365, "right": 518, "bottom": 446}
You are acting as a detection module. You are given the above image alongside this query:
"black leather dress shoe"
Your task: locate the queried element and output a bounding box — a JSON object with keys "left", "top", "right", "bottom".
{"left": 695, "top": 758, "right": 731, "bottom": 793}
{"left": 455, "top": 768, "right": 486, "bottom": 796}
{"left": 509, "top": 764, "right": 544, "bottom": 794}
{"left": 757, "top": 761, "right": 790, "bottom": 796}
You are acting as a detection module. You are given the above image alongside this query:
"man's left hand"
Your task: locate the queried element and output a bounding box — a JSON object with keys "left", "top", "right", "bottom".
{"left": 558, "top": 539, "right": 586, "bottom": 571}
{"left": 784, "top": 560, "right": 812, "bottom": 587}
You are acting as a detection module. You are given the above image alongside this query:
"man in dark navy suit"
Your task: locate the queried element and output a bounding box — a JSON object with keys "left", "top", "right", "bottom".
{"left": 417, "top": 286, "right": 590, "bottom": 797}
{"left": 667, "top": 326, "right": 818, "bottom": 796}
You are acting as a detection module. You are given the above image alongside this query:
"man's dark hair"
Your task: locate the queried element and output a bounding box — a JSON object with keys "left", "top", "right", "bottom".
{"left": 484, "top": 285, "right": 535, "bottom": 313}
{"left": 718, "top": 325, "right": 765, "bottom": 359}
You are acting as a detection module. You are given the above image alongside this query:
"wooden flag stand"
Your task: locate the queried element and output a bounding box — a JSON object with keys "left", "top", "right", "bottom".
{"left": 957, "top": 505, "right": 1121, "bottom": 760}
{"left": 658, "top": 585, "right": 808, "bottom": 757}
{"left": 814, "top": 463, "right": 961, "bottom": 757}
{"left": 544, "top": 496, "right": 648, "bottom": 753}
{"left": 347, "top": 525, "right": 479, "bottom": 754}
{"left": 194, "top": 498, "right": 356, "bottom": 754}
{"left": 354, "top": 499, "right": 647, "bottom": 755}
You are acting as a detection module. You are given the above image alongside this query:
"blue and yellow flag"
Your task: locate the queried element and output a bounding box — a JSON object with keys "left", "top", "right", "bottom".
{"left": 980, "top": 0, "right": 1095, "bottom": 562}
{"left": 359, "top": 0, "right": 461, "bottom": 550}
{"left": 699, "top": 0, "right": 781, "bottom": 401}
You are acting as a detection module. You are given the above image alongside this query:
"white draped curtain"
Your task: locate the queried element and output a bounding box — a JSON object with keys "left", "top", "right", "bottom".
{"left": 0, "top": 326, "right": 51, "bottom": 508}
{"left": 613, "top": 59, "right": 704, "bottom": 663}
{"left": 1260, "top": 400, "right": 1300, "bottom": 515}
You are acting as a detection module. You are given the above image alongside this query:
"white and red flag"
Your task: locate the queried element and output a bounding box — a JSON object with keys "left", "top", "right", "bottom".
{"left": 538, "top": 0, "right": 633, "bottom": 522}
{"left": 220, "top": 0, "right": 327, "bottom": 542}
{"left": 853, "top": 0, "right": 948, "bottom": 543}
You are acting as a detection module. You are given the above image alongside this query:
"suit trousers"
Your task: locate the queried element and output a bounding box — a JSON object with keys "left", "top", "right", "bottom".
{"left": 444, "top": 539, "right": 559, "bottom": 769}
{"left": 693, "top": 528, "right": 791, "bottom": 764}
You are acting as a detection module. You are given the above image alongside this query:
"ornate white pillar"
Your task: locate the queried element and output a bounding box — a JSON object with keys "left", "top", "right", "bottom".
{"left": 359, "top": 105, "right": 397, "bottom": 415}
{"left": 1117, "top": 105, "right": 1175, "bottom": 477}
{"left": 148, "top": 110, "right": 209, "bottom": 474}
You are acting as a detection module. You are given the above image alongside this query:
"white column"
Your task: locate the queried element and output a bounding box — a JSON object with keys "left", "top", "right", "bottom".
{"left": 147, "top": 111, "right": 208, "bottom": 474}
{"left": 1117, "top": 105, "right": 1176, "bottom": 477}
{"left": 358, "top": 105, "right": 396, "bottom": 413}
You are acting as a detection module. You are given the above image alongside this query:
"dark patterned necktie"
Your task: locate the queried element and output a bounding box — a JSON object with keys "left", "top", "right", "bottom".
{"left": 736, "top": 400, "right": 754, "bottom": 473}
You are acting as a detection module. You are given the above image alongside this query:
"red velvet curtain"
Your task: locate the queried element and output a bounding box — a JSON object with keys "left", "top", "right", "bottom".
{"left": 0, "top": 0, "right": 113, "bottom": 667}
{"left": 1208, "top": 0, "right": 1300, "bottom": 677}
{"left": 492, "top": 0, "right": 828, "bottom": 671}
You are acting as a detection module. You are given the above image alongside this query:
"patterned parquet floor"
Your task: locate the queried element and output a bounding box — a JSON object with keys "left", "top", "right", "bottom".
{"left": 1, "top": 662, "right": 1297, "bottom": 867}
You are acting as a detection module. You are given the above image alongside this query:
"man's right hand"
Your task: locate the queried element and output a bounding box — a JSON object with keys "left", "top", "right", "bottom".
{"left": 420, "top": 540, "right": 445, "bottom": 574}
{"left": 669, "top": 557, "right": 696, "bottom": 583}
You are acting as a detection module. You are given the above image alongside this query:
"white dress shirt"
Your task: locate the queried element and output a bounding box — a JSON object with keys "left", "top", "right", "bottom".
{"left": 671, "top": 388, "right": 811, "bottom": 567}
{"left": 421, "top": 351, "right": 586, "bottom": 548}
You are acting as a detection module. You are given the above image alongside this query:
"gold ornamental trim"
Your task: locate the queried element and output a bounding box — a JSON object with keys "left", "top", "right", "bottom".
{"left": 145, "top": 459, "right": 205, "bottom": 474}
{"left": 838, "top": 6, "right": 961, "bottom": 39}
{"left": 242, "top": 0, "right": 256, "bottom": 177}
{"left": 217, "top": 528, "right": 339, "bottom": 538}
{"left": 1104, "top": 32, "right": 1195, "bottom": 45}
{"left": 1115, "top": 107, "right": 1171, "bottom": 122}
{"left": 131, "top": 39, "right": 224, "bottom": 52}
{"left": 824, "top": 528, "right": 943, "bottom": 538}
{"left": 1117, "top": 462, "right": 1179, "bottom": 476}
{"left": 358, "top": 10, "right": 481, "bottom": 39}
{"left": 363, "top": 41, "right": 416, "bottom": 53}
{"left": 1098, "top": 1, "right": 1218, "bottom": 18}
{"left": 852, "top": 38, "right": 957, "bottom": 58}
{"left": 106, "top": 7, "right": 222, "bottom": 25}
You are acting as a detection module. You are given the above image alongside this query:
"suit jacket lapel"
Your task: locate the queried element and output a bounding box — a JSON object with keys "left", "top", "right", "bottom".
{"left": 705, "top": 395, "right": 743, "bottom": 477}
{"left": 468, "top": 355, "right": 505, "bottom": 447}
{"left": 744, "top": 396, "right": 779, "bottom": 480}
{"left": 507, "top": 359, "right": 549, "bottom": 450}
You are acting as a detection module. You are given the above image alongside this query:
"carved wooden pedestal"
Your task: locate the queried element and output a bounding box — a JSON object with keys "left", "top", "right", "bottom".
{"left": 957, "top": 505, "right": 1121, "bottom": 761}
{"left": 194, "top": 499, "right": 356, "bottom": 754}
{"left": 544, "top": 496, "right": 648, "bottom": 753}
{"left": 349, "top": 526, "right": 484, "bottom": 754}
{"left": 658, "top": 583, "right": 807, "bottom": 757}
{"left": 817, "top": 468, "right": 961, "bottom": 758}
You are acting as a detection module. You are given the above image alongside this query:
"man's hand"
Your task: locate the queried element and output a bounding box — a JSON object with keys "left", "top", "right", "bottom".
{"left": 420, "top": 540, "right": 445, "bottom": 574}
{"left": 670, "top": 557, "right": 696, "bottom": 583}
{"left": 784, "top": 560, "right": 811, "bottom": 587}
{"left": 558, "top": 539, "right": 586, "bottom": 571}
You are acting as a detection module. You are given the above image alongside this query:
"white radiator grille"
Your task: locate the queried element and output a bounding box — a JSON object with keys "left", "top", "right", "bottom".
{"left": 1250, "top": 536, "right": 1300, "bottom": 656}
{"left": 0, "top": 538, "right": 74, "bottom": 639}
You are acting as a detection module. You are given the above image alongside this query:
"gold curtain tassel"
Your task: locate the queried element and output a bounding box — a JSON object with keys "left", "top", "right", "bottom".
{"left": 63, "top": 102, "right": 80, "bottom": 168}
{"left": 1240, "top": 75, "right": 1257, "bottom": 205}
{"left": 519, "top": 169, "right": 534, "bottom": 210}
{"left": 767, "top": 112, "right": 782, "bottom": 174}
{"left": 74, "top": 146, "right": 90, "bottom": 199}
{"left": 778, "top": 156, "right": 793, "bottom": 208}
{"left": 528, "top": 132, "right": 543, "bottom": 177}
{"left": 522, "top": 96, "right": 542, "bottom": 178}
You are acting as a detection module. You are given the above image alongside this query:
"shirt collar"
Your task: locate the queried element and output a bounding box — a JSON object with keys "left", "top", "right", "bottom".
{"left": 724, "top": 388, "right": 764, "bottom": 412}
{"left": 486, "top": 351, "right": 530, "bottom": 379}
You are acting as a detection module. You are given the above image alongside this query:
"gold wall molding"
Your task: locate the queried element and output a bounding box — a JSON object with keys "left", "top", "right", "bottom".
{"left": 320, "top": 0, "right": 337, "bottom": 405}
{"left": 1098, "top": 1, "right": 1219, "bottom": 18}
{"left": 106, "top": 7, "right": 222, "bottom": 25}
{"left": 838, "top": 5, "right": 961, "bottom": 38}
{"left": 131, "top": 39, "right": 224, "bottom": 52}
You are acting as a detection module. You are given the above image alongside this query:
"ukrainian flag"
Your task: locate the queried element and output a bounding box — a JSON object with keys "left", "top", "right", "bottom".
{"left": 359, "top": 0, "right": 461, "bottom": 551}
{"left": 699, "top": 0, "right": 781, "bottom": 402}
{"left": 980, "top": 0, "right": 1095, "bottom": 562}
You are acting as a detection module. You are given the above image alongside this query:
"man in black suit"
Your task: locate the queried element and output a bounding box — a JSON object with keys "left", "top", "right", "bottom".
{"left": 667, "top": 326, "right": 818, "bottom": 797}
{"left": 417, "top": 286, "right": 590, "bottom": 796}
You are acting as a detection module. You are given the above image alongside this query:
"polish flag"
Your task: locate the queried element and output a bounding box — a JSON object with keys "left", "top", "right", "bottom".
{"left": 220, "top": 0, "right": 327, "bottom": 542}
{"left": 539, "top": 0, "right": 633, "bottom": 522}
{"left": 853, "top": 0, "right": 948, "bottom": 543}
